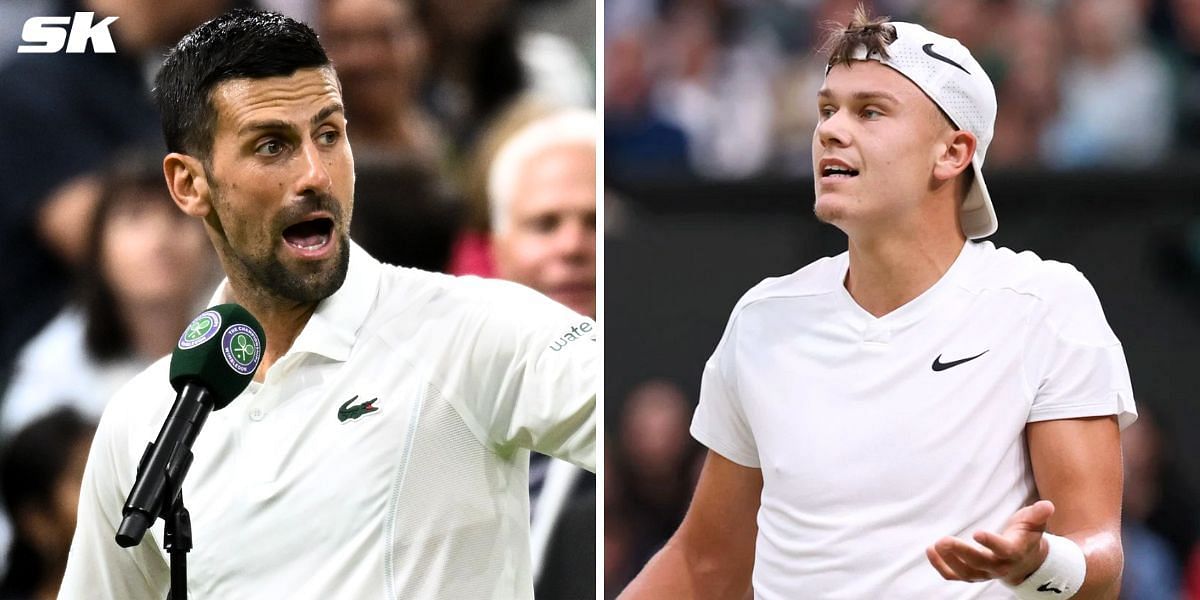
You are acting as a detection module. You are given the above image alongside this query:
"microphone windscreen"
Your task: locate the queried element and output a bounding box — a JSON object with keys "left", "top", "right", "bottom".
{"left": 169, "top": 304, "right": 266, "bottom": 409}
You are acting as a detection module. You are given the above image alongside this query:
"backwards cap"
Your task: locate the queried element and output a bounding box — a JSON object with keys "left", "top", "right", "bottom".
{"left": 828, "top": 21, "right": 998, "bottom": 239}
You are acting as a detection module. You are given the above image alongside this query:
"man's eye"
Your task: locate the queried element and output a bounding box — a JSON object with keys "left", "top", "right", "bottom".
{"left": 318, "top": 131, "right": 339, "bottom": 145}
{"left": 862, "top": 108, "right": 882, "bottom": 120}
{"left": 256, "top": 140, "right": 285, "bottom": 156}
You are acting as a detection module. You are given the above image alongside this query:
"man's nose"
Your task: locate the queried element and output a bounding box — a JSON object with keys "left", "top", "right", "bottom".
{"left": 295, "top": 140, "right": 332, "bottom": 195}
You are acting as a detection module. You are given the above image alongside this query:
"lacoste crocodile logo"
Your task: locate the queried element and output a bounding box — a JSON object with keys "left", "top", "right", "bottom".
{"left": 338, "top": 395, "right": 379, "bottom": 422}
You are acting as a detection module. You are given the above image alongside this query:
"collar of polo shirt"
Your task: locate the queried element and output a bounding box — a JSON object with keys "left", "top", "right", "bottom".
{"left": 207, "top": 241, "right": 382, "bottom": 364}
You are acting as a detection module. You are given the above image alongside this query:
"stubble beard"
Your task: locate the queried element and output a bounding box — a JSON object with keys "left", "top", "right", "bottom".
{"left": 209, "top": 184, "right": 351, "bottom": 305}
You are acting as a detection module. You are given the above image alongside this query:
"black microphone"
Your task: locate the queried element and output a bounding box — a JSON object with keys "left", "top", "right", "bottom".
{"left": 115, "top": 304, "right": 265, "bottom": 548}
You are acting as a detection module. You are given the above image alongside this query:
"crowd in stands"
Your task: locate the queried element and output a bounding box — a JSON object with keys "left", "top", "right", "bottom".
{"left": 605, "top": 0, "right": 1200, "bottom": 181}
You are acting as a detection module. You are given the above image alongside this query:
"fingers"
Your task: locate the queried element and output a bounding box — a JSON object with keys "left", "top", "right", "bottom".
{"left": 973, "top": 530, "right": 1017, "bottom": 560}
{"left": 926, "top": 537, "right": 1004, "bottom": 582}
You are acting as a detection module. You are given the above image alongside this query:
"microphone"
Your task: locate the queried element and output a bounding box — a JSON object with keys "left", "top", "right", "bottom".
{"left": 115, "top": 304, "right": 265, "bottom": 548}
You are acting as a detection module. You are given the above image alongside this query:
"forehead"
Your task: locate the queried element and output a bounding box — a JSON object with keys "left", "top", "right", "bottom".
{"left": 210, "top": 67, "right": 343, "bottom": 133}
{"left": 511, "top": 143, "right": 595, "bottom": 210}
{"left": 819, "top": 60, "right": 932, "bottom": 106}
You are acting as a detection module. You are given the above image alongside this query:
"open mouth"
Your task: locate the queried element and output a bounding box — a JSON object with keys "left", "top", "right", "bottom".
{"left": 821, "top": 165, "right": 860, "bottom": 178}
{"left": 282, "top": 217, "right": 334, "bottom": 251}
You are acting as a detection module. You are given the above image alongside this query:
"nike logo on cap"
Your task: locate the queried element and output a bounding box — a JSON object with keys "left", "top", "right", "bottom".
{"left": 922, "top": 43, "right": 970, "bottom": 75}
{"left": 1036, "top": 581, "right": 1063, "bottom": 594}
{"left": 931, "top": 350, "right": 988, "bottom": 371}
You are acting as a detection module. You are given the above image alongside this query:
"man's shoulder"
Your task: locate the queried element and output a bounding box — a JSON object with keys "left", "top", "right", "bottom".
{"left": 964, "top": 242, "right": 1095, "bottom": 302}
{"left": 732, "top": 253, "right": 847, "bottom": 316}
{"left": 374, "top": 265, "right": 565, "bottom": 316}
{"left": 369, "top": 265, "right": 584, "bottom": 342}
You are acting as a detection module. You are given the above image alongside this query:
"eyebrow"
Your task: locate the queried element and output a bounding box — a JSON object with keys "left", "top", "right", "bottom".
{"left": 816, "top": 89, "right": 901, "bottom": 104}
{"left": 238, "top": 103, "right": 345, "bottom": 136}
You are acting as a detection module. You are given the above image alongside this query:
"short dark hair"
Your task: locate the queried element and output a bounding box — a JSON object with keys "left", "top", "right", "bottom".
{"left": 154, "top": 8, "right": 331, "bottom": 159}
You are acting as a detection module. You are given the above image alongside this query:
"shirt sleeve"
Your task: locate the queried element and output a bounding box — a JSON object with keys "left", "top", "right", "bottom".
{"left": 690, "top": 304, "right": 760, "bottom": 468}
{"left": 437, "top": 279, "right": 597, "bottom": 472}
{"left": 1025, "top": 267, "right": 1137, "bottom": 429}
{"left": 60, "top": 381, "right": 169, "bottom": 599}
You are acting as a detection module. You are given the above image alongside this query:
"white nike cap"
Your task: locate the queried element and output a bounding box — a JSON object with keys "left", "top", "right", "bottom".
{"left": 828, "top": 21, "right": 998, "bottom": 239}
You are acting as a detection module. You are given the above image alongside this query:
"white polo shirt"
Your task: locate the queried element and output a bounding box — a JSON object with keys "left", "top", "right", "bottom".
{"left": 61, "top": 242, "right": 597, "bottom": 600}
{"left": 691, "top": 240, "right": 1135, "bottom": 600}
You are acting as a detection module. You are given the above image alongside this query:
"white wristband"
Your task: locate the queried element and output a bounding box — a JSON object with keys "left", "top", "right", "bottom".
{"left": 1006, "top": 533, "right": 1087, "bottom": 599}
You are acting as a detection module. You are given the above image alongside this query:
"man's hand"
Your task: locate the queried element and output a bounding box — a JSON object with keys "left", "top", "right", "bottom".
{"left": 926, "top": 500, "right": 1055, "bottom": 585}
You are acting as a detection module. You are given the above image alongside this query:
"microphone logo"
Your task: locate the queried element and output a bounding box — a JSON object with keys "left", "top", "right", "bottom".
{"left": 178, "top": 310, "right": 222, "bottom": 349}
{"left": 222, "top": 324, "right": 262, "bottom": 375}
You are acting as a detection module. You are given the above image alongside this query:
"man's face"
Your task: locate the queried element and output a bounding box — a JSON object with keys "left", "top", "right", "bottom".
{"left": 493, "top": 143, "right": 596, "bottom": 318}
{"left": 203, "top": 67, "right": 354, "bottom": 304}
{"left": 811, "top": 61, "right": 953, "bottom": 234}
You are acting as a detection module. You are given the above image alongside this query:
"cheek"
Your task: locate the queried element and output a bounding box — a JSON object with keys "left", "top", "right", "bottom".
{"left": 497, "top": 235, "right": 551, "bottom": 279}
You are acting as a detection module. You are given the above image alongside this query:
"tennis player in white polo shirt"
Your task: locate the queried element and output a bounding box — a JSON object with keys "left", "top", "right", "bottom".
{"left": 620, "top": 8, "right": 1134, "bottom": 600}
{"left": 60, "top": 9, "right": 595, "bottom": 600}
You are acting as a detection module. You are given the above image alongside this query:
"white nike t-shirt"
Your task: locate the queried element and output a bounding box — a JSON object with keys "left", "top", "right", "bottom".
{"left": 60, "top": 243, "right": 597, "bottom": 600}
{"left": 691, "top": 240, "right": 1135, "bottom": 600}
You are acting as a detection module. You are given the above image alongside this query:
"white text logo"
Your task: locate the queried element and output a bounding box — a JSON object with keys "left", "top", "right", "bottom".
{"left": 18, "top": 12, "right": 118, "bottom": 54}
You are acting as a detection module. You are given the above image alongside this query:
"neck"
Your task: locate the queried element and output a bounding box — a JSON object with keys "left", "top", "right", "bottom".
{"left": 119, "top": 299, "right": 197, "bottom": 360}
{"left": 844, "top": 227, "right": 966, "bottom": 318}
{"left": 223, "top": 279, "right": 318, "bottom": 383}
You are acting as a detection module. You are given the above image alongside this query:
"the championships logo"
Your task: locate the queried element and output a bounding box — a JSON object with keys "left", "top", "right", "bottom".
{"left": 221, "top": 324, "right": 262, "bottom": 376}
{"left": 177, "top": 310, "right": 222, "bottom": 350}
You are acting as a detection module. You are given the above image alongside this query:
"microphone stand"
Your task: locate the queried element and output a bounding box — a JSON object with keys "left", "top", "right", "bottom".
{"left": 163, "top": 491, "right": 192, "bottom": 600}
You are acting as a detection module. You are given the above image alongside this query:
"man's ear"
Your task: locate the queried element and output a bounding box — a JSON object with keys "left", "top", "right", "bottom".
{"left": 163, "top": 153, "right": 212, "bottom": 218}
{"left": 932, "top": 129, "right": 977, "bottom": 184}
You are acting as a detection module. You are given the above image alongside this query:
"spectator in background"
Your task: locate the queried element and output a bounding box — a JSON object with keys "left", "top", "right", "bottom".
{"left": 652, "top": 0, "right": 778, "bottom": 179}
{"left": 605, "top": 379, "right": 699, "bottom": 595}
{"left": 416, "top": 0, "right": 592, "bottom": 157}
{"left": 487, "top": 107, "right": 597, "bottom": 599}
{"left": 1041, "top": 0, "right": 1174, "bottom": 168}
{"left": 1, "top": 153, "right": 218, "bottom": 436}
{"left": 447, "top": 97, "right": 554, "bottom": 277}
{"left": 0, "top": 0, "right": 230, "bottom": 375}
{"left": 604, "top": 29, "right": 691, "bottom": 181}
{"left": 0, "top": 408, "right": 96, "bottom": 600}
{"left": 615, "top": 379, "right": 696, "bottom": 554}
{"left": 985, "top": 4, "right": 1064, "bottom": 168}
{"left": 489, "top": 108, "right": 596, "bottom": 318}
{"left": 317, "top": 0, "right": 446, "bottom": 168}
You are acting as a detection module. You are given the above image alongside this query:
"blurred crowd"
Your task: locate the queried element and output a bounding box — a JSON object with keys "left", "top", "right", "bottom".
{"left": 0, "top": 0, "right": 595, "bottom": 598}
{"left": 605, "top": 0, "right": 1200, "bottom": 181}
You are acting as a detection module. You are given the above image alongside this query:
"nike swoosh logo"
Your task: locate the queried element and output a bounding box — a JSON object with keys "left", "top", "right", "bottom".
{"left": 922, "top": 43, "right": 970, "bottom": 75}
{"left": 931, "top": 350, "right": 988, "bottom": 372}
{"left": 1036, "top": 582, "right": 1063, "bottom": 594}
